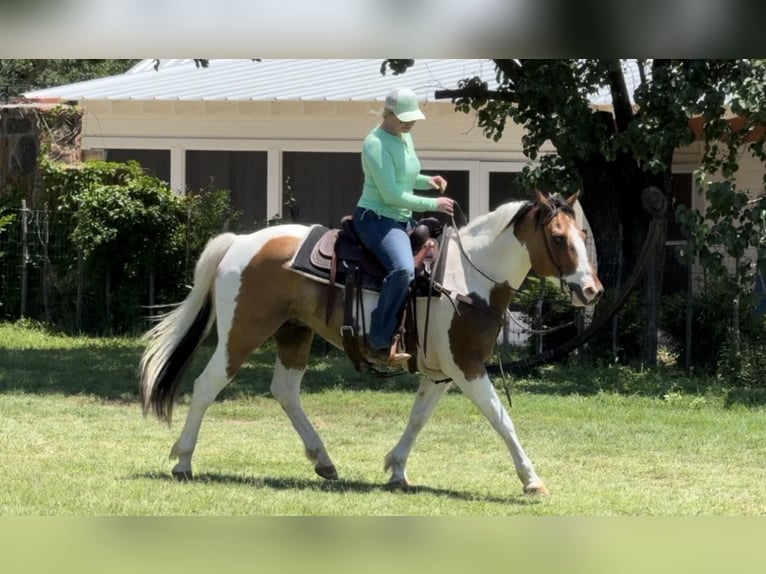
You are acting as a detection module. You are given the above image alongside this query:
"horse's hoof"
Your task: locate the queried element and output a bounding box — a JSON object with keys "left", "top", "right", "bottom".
{"left": 172, "top": 469, "right": 193, "bottom": 481}
{"left": 523, "top": 484, "right": 549, "bottom": 495}
{"left": 315, "top": 465, "right": 338, "bottom": 480}
{"left": 384, "top": 479, "right": 412, "bottom": 492}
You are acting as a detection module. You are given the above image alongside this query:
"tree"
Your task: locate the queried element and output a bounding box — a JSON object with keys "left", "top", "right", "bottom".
{"left": 0, "top": 60, "right": 138, "bottom": 99}
{"left": 384, "top": 59, "right": 766, "bottom": 365}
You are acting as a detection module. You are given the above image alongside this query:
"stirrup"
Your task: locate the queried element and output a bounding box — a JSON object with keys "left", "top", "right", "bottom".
{"left": 366, "top": 347, "right": 411, "bottom": 367}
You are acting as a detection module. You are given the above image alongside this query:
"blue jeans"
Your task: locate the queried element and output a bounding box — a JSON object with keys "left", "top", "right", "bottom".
{"left": 352, "top": 207, "right": 415, "bottom": 351}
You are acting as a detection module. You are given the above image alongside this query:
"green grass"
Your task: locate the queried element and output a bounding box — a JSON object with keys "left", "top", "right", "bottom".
{"left": 1, "top": 320, "right": 765, "bottom": 515}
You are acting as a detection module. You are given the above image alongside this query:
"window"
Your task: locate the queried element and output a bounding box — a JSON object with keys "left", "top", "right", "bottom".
{"left": 105, "top": 149, "right": 170, "bottom": 183}
{"left": 186, "top": 150, "right": 267, "bottom": 230}
{"left": 282, "top": 152, "right": 362, "bottom": 227}
{"left": 489, "top": 171, "right": 528, "bottom": 210}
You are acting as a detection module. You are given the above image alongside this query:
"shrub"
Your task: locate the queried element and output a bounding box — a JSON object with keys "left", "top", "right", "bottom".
{"left": 33, "top": 160, "right": 239, "bottom": 333}
{"left": 514, "top": 277, "right": 647, "bottom": 364}
{"left": 515, "top": 276, "right": 579, "bottom": 354}
{"left": 661, "top": 280, "right": 764, "bottom": 370}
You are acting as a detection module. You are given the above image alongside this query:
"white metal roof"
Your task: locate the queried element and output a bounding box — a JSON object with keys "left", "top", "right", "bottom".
{"left": 23, "top": 59, "right": 501, "bottom": 103}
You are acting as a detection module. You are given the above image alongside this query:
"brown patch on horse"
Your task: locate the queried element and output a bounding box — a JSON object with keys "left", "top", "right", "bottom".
{"left": 273, "top": 322, "right": 314, "bottom": 370}
{"left": 226, "top": 236, "right": 305, "bottom": 377}
{"left": 448, "top": 283, "right": 514, "bottom": 381}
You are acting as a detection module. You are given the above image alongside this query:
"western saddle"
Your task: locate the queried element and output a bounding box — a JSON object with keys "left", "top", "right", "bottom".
{"left": 290, "top": 216, "right": 445, "bottom": 372}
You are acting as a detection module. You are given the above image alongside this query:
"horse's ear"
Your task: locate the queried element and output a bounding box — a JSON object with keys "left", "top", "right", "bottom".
{"left": 566, "top": 191, "right": 581, "bottom": 206}
{"left": 535, "top": 189, "right": 551, "bottom": 207}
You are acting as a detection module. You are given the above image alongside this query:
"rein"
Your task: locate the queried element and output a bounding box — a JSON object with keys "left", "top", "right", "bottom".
{"left": 448, "top": 201, "right": 571, "bottom": 299}
{"left": 449, "top": 211, "right": 507, "bottom": 288}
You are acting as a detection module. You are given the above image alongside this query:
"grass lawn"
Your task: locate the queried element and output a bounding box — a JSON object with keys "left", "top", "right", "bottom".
{"left": 1, "top": 321, "right": 764, "bottom": 515}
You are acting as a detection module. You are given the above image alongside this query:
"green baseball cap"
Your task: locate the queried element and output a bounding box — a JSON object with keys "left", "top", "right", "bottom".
{"left": 384, "top": 87, "right": 426, "bottom": 122}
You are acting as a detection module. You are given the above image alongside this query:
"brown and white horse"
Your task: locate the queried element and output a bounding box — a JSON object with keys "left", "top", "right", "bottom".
{"left": 138, "top": 190, "right": 602, "bottom": 495}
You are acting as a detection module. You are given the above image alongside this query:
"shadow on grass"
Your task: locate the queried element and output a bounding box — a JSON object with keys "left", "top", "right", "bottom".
{"left": 499, "top": 361, "right": 766, "bottom": 407}
{"left": 0, "top": 338, "right": 422, "bottom": 401}
{"left": 5, "top": 329, "right": 763, "bottom": 408}
{"left": 135, "top": 471, "right": 539, "bottom": 507}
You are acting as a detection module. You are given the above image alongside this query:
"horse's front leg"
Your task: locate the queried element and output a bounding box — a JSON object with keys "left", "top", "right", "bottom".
{"left": 270, "top": 358, "right": 337, "bottom": 480}
{"left": 453, "top": 373, "right": 548, "bottom": 495}
{"left": 384, "top": 376, "right": 452, "bottom": 488}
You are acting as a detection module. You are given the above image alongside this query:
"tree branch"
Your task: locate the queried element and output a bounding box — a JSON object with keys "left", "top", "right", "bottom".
{"left": 434, "top": 86, "right": 517, "bottom": 103}
{"left": 606, "top": 59, "right": 634, "bottom": 133}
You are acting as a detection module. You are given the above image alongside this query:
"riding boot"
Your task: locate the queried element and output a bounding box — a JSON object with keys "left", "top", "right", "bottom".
{"left": 366, "top": 346, "right": 411, "bottom": 368}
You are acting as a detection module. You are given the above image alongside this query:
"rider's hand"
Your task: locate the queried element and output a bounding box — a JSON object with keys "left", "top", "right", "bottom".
{"left": 436, "top": 196, "right": 455, "bottom": 216}
{"left": 428, "top": 175, "right": 448, "bottom": 193}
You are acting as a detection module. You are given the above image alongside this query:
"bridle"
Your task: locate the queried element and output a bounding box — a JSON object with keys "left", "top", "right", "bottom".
{"left": 449, "top": 201, "right": 574, "bottom": 295}
{"left": 537, "top": 207, "right": 571, "bottom": 294}
{"left": 445, "top": 202, "right": 582, "bottom": 336}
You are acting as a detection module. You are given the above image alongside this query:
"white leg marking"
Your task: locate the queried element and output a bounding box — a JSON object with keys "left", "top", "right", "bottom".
{"left": 270, "top": 358, "right": 335, "bottom": 474}
{"left": 454, "top": 374, "right": 547, "bottom": 493}
{"left": 385, "top": 377, "right": 452, "bottom": 486}
{"left": 170, "top": 344, "right": 231, "bottom": 476}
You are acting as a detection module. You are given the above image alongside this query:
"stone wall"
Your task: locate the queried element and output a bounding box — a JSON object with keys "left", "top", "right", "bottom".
{"left": 0, "top": 103, "right": 82, "bottom": 206}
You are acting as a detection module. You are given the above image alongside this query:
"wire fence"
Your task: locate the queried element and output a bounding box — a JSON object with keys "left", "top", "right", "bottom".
{"left": 0, "top": 202, "right": 189, "bottom": 333}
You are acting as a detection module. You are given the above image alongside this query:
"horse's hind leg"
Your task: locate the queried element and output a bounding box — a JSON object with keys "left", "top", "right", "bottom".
{"left": 169, "top": 341, "right": 230, "bottom": 479}
{"left": 384, "top": 376, "right": 452, "bottom": 489}
{"left": 271, "top": 323, "right": 337, "bottom": 480}
{"left": 170, "top": 279, "right": 280, "bottom": 479}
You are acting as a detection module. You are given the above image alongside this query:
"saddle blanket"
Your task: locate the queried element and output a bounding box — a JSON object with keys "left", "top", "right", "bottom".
{"left": 288, "top": 224, "right": 384, "bottom": 292}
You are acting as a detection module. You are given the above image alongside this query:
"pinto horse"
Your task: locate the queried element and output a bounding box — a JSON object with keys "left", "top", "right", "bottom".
{"left": 138, "top": 190, "right": 602, "bottom": 495}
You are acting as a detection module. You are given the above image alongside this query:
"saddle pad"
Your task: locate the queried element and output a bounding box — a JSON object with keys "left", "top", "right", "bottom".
{"left": 289, "top": 224, "right": 383, "bottom": 291}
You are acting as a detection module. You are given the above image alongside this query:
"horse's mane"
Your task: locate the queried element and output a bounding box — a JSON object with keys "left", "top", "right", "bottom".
{"left": 459, "top": 200, "right": 529, "bottom": 244}
{"left": 459, "top": 193, "right": 575, "bottom": 245}
{"left": 509, "top": 193, "right": 575, "bottom": 229}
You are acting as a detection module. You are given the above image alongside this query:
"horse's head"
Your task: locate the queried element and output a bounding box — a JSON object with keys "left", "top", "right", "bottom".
{"left": 516, "top": 190, "right": 603, "bottom": 307}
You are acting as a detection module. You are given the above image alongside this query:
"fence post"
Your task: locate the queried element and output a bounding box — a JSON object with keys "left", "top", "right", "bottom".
{"left": 105, "top": 268, "right": 111, "bottom": 331}
{"left": 148, "top": 266, "right": 155, "bottom": 322}
{"left": 76, "top": 247, "right": 83, "bottom": 332}
{"left": 534, "top": 280, "right": 544, "bottom": 356}
{"left": 731, "top": 256, "right": 741, "bottom": 356}
{"left": 611, "top": 253, "right": 623, "bottom": 362}
{"left": 732, "top": 295, "right": 740, "bottom": 355}
{"left": 42, "top": 207, "right": 50, "bottom": 323}
{"left": 19, "top": 199, "right": 29, "bottom": 318}
{"left": 684, "top": 256, "right": 693, "bottom": 369}
{"left": 574, "top": 309, "right": 585, "bottom": 360}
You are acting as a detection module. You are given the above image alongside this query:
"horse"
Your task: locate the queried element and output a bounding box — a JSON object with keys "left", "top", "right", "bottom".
{"left": 138, "top": 190, "right": 602, "bottom": 495}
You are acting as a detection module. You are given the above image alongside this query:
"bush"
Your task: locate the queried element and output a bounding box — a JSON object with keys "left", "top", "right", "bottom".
{"left": 515, "top": 277, "right": 647, "bottom": 364}
{"left": 581, "top": 289, "right": 646, "bottom": 364}
{"left": 717, "top": 334, "right": 766, "bottom": 389}
{"left": 29, "top": 160, "right": 239, "bottom": 333}
{"left": 515, "top": 276, "right": 578, "bottom": 354}
{"left": 661, "top": 281, "right": 764, "bottom": 370}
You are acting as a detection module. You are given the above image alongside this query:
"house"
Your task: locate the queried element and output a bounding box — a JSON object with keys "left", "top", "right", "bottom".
{"left": 21, "top": 59, "right": 766, "bottom": 292}
{"left": 22, "top": 59, "right": 533, "bottom": 229}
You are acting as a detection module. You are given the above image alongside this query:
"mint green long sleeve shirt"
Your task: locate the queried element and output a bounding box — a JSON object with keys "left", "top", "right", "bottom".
{"left": 356, "top": 126, "right": 439, "bottom": 222}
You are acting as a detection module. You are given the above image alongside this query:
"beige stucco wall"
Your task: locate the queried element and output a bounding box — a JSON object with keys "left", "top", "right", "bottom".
{"left": 78, "top": 98, "right": 765, "bottom": 225}
{"left": 80, "top": 99, "right": 532, "bottom": 158}
{"left": 732, "top": 147, "right": 765, "bottom": 199}
{"left": 78, "top": 98, "right": 539, "bottom": 219}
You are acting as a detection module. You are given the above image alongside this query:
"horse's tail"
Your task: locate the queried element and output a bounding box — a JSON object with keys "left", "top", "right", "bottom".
{"left": 138, "top": 232, "right": 237, "bottom": 424}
